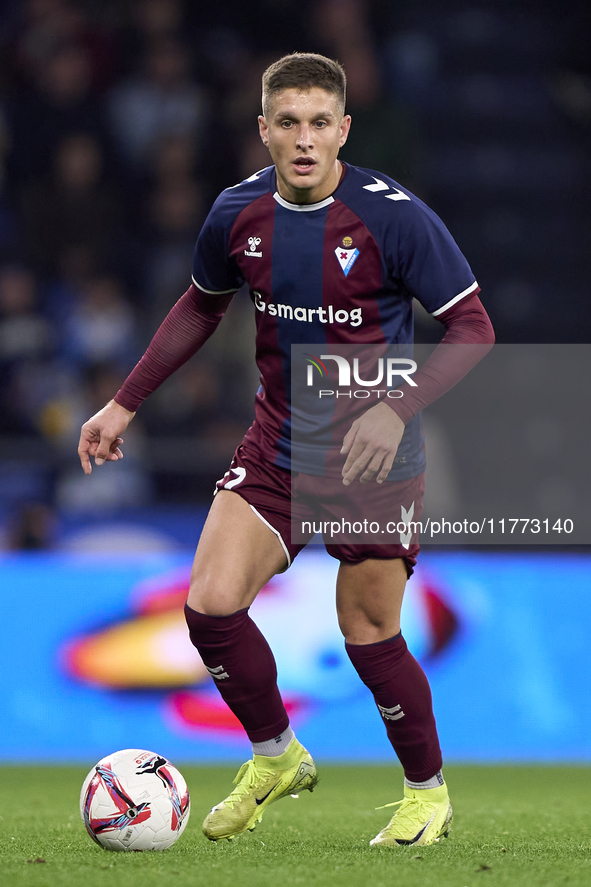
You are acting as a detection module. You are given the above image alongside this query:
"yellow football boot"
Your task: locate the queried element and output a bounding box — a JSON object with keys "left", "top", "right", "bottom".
{"left": 370, "top": 782, "right": 452, "bottom": 847}
{"left": 202, "top": 738, "right": 318, "bottom": 840}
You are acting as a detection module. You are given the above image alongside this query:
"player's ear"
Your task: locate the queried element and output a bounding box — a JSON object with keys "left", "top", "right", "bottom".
{"left": 258, "top": 115, "right": 269, "bottom": 147}
{"left": 339, "top": 115, "right": 352, "bottom": 148}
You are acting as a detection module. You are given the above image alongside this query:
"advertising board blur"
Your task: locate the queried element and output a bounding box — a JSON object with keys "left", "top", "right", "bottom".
{"left": 1, "top": 548, "right": 589, "bottom": 763}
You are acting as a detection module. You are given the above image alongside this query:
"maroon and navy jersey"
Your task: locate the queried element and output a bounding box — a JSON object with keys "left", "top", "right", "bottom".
{"left": 191, "top": 163, "right": 479, "bottom": 479}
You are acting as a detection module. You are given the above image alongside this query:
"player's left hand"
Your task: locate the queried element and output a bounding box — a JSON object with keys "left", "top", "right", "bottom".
{"left": 341, "top": 402, "right": 405, "bottom": 485}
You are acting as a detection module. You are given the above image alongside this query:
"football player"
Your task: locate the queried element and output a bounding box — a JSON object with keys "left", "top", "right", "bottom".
{"left": 78, "top": 53, "right": 494, "bottom": 847}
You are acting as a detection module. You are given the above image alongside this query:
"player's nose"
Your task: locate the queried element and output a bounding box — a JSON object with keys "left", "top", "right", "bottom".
{"left": 296, "top": 125, "right": 313, "bottom": 148}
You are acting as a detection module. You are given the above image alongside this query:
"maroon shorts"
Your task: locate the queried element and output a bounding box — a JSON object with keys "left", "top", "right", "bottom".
{"left": 215, "top": 442, "right": 423, "bottom": 576}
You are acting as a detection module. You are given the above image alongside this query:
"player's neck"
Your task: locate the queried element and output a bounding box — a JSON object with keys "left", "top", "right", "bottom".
{"left": 275, "top": 160, "right": 344, "bottom": 205}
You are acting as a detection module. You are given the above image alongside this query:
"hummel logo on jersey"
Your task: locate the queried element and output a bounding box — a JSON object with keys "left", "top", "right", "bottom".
{"left": 244, "top": 236, "right": 262, "bottom": 257}
{"left": 206, "top": 664, "right": 229, "bottom": 681}
{"left": 378, "top": 704, "right": 405, "bottom": 721}
{"left": 335, "top": 245, "right": 359, "bottom": 276}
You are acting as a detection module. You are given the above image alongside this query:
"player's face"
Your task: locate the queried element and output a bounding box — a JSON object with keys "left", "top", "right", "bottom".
{"left": 258, "top": 88, "right": 351, "bottom": 204}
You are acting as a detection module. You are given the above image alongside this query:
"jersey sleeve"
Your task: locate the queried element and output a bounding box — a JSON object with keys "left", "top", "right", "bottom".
{"left": 390, "top": 198, "right": 479, "bottom": 316}
{"left": 385, "top": 293, "right": 495, "bottom": 424}
{"left": 113, "top": 284, "right": 233, "bottom": 412}
{"left": 191, "top": 196, "right": 244, "bottom": 295}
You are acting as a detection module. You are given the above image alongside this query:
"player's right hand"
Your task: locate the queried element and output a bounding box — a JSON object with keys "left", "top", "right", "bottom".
{"left": 78, "top": 399, "right": 136, "bottom": 475}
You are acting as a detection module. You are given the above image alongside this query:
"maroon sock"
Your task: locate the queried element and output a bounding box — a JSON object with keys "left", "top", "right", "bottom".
{"left": 345, "top": 633, "right": 442, "bottom": 782}
{"left": 184, "top": 604, "right": 289, "bottom": 743}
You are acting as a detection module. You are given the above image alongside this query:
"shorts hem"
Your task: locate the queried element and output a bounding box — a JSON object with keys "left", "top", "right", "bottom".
{"left": 248, "top": 504, "right": 292, "bottom": 569}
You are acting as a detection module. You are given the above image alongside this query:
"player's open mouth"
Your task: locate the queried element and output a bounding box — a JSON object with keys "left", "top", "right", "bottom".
{"left": 293, "top": 158, "right": 316, "bottom": 172}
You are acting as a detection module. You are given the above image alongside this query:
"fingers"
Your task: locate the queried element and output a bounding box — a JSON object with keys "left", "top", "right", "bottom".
{"left": 342, "top": 442, "right": 391, "bottom": 486}
{"left": 341, "top": 419, "right": 389, "bottom": 484}
{"left": 78, "top": 440, "right": 92, "bottom": 476}
{"left": 78, "top": 400, "right": 134, "bottom": 474}
{"left": 341, "top": 426, "right": 364, "bottom": 485}
{"left": 78, "top": 432, "right": 124, "bottom": 474}
{"left": 95, "top": 437, "right": 124, "bottom": 467}
{"left": 375, "top": 452, "right": 395, "bottom": 484}
{"left": 94, "top": 435, "right": 113, "bottom": 466}
{"left": 361, "top": 448, "right": 395, "bottom": 484}
{"left": 341, "top": 403, "right": 404, "bottom": 485}
{"left": 340, "top": 421, "right": 358, "bottom": 456}
{"left": 107, "top": 439, "right": 124, "bottom": 461}
{"left": 78, "top": 424, "right": 98, "bottom": 475}
{"left": 342, "top": 436, "right": 380, "bottom": 485}
{"left": 342, "top": 452, "right": 366, "bottom": 485}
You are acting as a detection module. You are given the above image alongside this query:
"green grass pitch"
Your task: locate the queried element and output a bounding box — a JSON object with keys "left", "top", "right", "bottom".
{"left": 1, "top": 764, "right": 590, "bottom": 887}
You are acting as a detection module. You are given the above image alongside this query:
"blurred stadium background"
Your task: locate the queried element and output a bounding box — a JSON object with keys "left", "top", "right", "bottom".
{"left": 1, "top": 0, "right": 590, "bottom": 764}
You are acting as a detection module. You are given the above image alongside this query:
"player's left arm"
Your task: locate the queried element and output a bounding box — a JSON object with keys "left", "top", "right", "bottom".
{"left": 341, "top": 293, "right": 494, "bottom": 484}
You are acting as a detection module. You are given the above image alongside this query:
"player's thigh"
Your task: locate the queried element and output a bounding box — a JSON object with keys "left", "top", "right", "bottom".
{"left": 335, "top": 557, "right": 408, "bottom": 644}
{"left": 188, "top": 489, "right": 287, "bottom": 615}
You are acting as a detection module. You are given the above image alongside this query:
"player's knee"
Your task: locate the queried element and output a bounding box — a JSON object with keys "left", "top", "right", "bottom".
{"left": 338, "top": 606, "right": 400, "bottom": 645}
{"left": 186, "top": 566, "right": 252, "bottom": 616}
{"left": 186, "top": 582, "right": 239, "bottom": 617}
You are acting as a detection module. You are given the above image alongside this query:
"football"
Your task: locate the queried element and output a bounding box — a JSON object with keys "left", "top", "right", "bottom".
{"left": 80, "top": 748, "right": 190, "bottom": 851}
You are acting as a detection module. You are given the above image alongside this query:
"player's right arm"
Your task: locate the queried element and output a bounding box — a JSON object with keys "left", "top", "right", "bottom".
{"left": 77, "top": 188, "right": 245, "bottom": 474}
{"left": 77, "top": 282, "right": 234, "bottom": 474}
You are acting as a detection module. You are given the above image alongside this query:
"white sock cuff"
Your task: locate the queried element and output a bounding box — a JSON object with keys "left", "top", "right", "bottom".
{"left": 404, "top": 770, "right": 444, "bottom": 790}
{"left": 252, "top": 726, "right": 295, "bottom": 757}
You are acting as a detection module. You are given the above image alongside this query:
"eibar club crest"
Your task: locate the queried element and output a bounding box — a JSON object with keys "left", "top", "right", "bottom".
{"left": 244, "top": 236, "right": 262, "bottom": 258}
{"left": 335, "top": 238, "right": 359, "bottom": 277}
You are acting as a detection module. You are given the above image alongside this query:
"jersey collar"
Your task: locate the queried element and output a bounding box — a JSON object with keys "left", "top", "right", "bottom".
{"left": 271, "top": 162, "right": 347, "bottom": 212}
{"left": 272, "top": 191, "right": 334, "bottom": 212}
